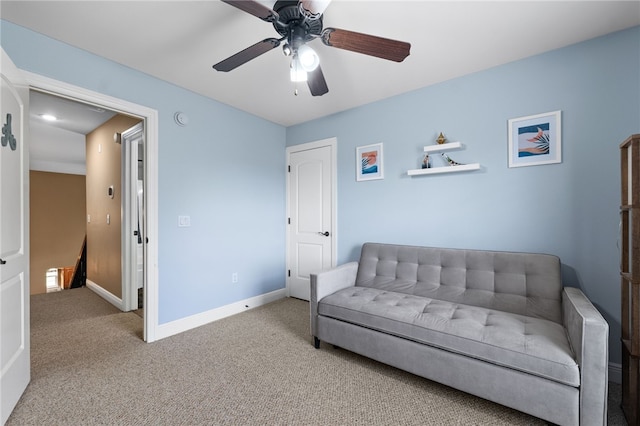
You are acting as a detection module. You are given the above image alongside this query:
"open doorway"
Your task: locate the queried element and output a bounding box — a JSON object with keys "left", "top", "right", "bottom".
{"left": 29, "top": 90, "right": 109, "bottom": 296}
{"left": 30, "top": 89, "right": 143, "bottom": 309}
{"left": 24, "top": 70, "right": 159, "bottom": 342}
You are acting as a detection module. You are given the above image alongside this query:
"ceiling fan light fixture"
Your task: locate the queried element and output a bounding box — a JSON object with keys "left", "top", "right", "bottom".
{"left": 215, "top": 0, "right": 411, "bottom": 96}
{"left": 297, "top": 44, "right": 319, "bottom": 72}
{"left": 290, "top": 55, "right": 308, "bottom": 82}
{"left": 299, "top": 0, "right": 331, "bottom": 20}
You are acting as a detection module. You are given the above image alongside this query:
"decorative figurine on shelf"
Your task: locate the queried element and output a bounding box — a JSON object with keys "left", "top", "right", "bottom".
{"left": 442, "top": 152, "right": 465, "bottom": 166}
{"left": 436, "top": 132, "right": 447, "bottom": 145}
{"left": 422, "top": 153, "right": 430, "bottom": 169}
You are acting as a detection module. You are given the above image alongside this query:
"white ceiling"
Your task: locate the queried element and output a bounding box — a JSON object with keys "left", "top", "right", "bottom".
{"left": 30, "top": 91, "right": 117, "bottom": 135}
{"left": 3, "top": 1, "right": 640, "bottom": 127}
{"left": 28, "top": 90, "right": 117, "bottom": 175}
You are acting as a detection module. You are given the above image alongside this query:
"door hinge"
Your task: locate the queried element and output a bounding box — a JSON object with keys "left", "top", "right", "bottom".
{"left": 288, "top": 269, "right": 291, "bottom": 277}
{"left": 288, "top": 165, "right": 291, "bottom": 172}
{"left": 288, "top": 217, "right": 290, "bottom": 225}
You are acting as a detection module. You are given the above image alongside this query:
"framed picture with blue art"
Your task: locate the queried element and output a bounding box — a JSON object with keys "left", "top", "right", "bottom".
{"left": 508, "top": 110, "right": 562, "bottom": 168}
{"left": 356, "top": 143, "right": 384, "bottom": 181}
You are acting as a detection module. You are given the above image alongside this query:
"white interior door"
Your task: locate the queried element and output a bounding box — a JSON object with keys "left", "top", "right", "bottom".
{"left": 287, "top": 138, "right": 336, "bottom": 301}
{"left": 1, "top": 48, "right": 30, "bottom": 425}
{"left": 122, "top": 122, "right": 144, "bottom": 312}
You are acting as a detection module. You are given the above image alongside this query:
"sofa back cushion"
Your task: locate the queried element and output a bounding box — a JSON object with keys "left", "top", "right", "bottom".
{"left": 355, "top": 243, "right": 563, "bottom": 323}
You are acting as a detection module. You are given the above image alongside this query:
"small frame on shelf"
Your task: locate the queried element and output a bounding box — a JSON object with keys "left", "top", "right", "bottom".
{"left": 356, "top": 143, "right": 384, "bottom": 181}
{"left": 508, "top": 110, "right": 561, "bottom": 168}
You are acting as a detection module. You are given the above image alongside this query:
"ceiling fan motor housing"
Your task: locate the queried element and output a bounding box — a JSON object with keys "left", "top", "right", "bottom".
{"left": 273, "top": 0, "right": 323, "bottom": 49}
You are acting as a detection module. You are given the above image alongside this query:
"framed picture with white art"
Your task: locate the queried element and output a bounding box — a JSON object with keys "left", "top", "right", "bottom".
{"left": 508, "top": 110, "right": 561, "bottom": 168}
{"left": 356, "top": 143, "right": 384, "bottom": 181}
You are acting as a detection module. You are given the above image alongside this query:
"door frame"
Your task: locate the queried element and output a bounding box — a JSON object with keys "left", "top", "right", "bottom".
{"left": 285, "top": 137, "right": 338, "bottom": 297}
{"left": 122, "top": 123, "right": 145, "bottom": 312}
{"left": 22, "top": 70, "right": 160, "bottom": 342}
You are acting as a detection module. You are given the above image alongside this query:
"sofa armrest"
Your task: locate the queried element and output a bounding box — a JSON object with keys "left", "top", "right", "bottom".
{"left": 562, "top": 286, "right": 609, "bottom": 426}
{"left": 310, "top": 262, "right": 358, "bottom": 338}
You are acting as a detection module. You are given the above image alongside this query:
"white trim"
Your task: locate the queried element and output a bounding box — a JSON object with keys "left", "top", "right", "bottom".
{"left": 155, "top": 289, "right": 287, "bottom": 340}
{"left": 22, "top": 71, "right": 160, "bottom": 342}
{"left": 86, "top": 279, "right": 123, "bottom": 310}
{"left": 609, "top": 362, "right": 622, "bottom": 384}
{"left": 30, "top": 160, "right": 86, "bottom": 175}
{"left": 285, "top": 138, "right": 338, "bottom": 298}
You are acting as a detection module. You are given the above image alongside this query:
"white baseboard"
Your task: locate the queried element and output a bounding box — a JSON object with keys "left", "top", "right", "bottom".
{"left": 610, "top": 362, "right": 622, "bottom": 384}
{"left": 86, "top": 280, "right": 123, "bottom": 311}
{"left": 155, "top": 288, "right": 287, "bottom": 341}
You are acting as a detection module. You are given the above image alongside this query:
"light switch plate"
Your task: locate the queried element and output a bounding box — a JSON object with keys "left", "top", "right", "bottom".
{"left": 178, "top": 215, "right": 191, "bottom": 227}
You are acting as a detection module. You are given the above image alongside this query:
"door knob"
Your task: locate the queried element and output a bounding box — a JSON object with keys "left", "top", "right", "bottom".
{"left": 0, "top": 258, "right": 6, "bottom": 265}
{"left": 318, "top": 231, "right": 330, "bottom": 237}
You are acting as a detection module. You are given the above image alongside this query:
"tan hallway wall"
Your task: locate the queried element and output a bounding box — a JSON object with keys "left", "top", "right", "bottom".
{"left": 86, "top": 115, "right": 141, "bottom": 299}
{"left": 29, "top": 171, "right": 86, "bottom": 295}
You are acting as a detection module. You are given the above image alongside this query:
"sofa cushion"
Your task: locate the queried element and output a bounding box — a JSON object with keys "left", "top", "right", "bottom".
{"left": 318, "top": 286, "right": 579, "bottom": 387}
{"left": 356, "top": 243, "right": 563, "bottom": 323}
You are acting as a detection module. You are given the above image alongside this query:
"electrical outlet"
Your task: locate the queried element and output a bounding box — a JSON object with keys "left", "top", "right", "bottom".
{"left": 232, "top": 272, "right": 238, "bottom": 283}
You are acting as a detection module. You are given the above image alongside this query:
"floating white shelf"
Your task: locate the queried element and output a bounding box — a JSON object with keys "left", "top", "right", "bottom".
{"left": 409, "top": 141, "right": 480, "bottom": 177}
{"left": 407, "top": 163, "right": 481, "bottom": 176}
{"left": 423, "top": 141, "right": 462, "bottom": 153}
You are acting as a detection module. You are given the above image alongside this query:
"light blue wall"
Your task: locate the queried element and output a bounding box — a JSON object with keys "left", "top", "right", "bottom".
{"left": 3, "top": 18, "right": 639, "bottom": 364}
{"left": 287, "top": 26, "right": 640, "bottom": 364}
{"left": 1, "top": 20, "right": 287, "bottom": 324}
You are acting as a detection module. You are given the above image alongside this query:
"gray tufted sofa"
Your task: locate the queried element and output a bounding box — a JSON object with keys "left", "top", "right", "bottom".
{"left": 310, "top": 243, "right": 609, "bottom": 426}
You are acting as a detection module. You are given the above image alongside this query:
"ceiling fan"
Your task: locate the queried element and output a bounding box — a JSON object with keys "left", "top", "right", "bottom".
{"left": 213, "top": 0, "right": 411, "bottom": 96}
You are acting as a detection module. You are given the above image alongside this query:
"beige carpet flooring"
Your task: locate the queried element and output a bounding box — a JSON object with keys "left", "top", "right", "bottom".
{"left": 7, "top": 287, "right": 627, "bottom": 425}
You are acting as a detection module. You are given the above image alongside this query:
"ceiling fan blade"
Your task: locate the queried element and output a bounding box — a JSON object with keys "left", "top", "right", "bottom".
{"left": 298, "top": 0, "right": 332, "bottom": 19}
{"left": 321, "top": 28, "right": 411, "bottom": 63}
{"left": 307, "top": 65, "right": 329, "bottom": 96}
{"left": 213, "top": 38, "right": 281, "bottom": 72}
{"left": 221, "top": 0, "right": 279, "bottom": 22}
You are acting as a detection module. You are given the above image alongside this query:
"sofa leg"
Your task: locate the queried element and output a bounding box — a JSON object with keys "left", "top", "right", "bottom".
{"left": 314, "top": 336, "right": 320, "bottom": 349}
